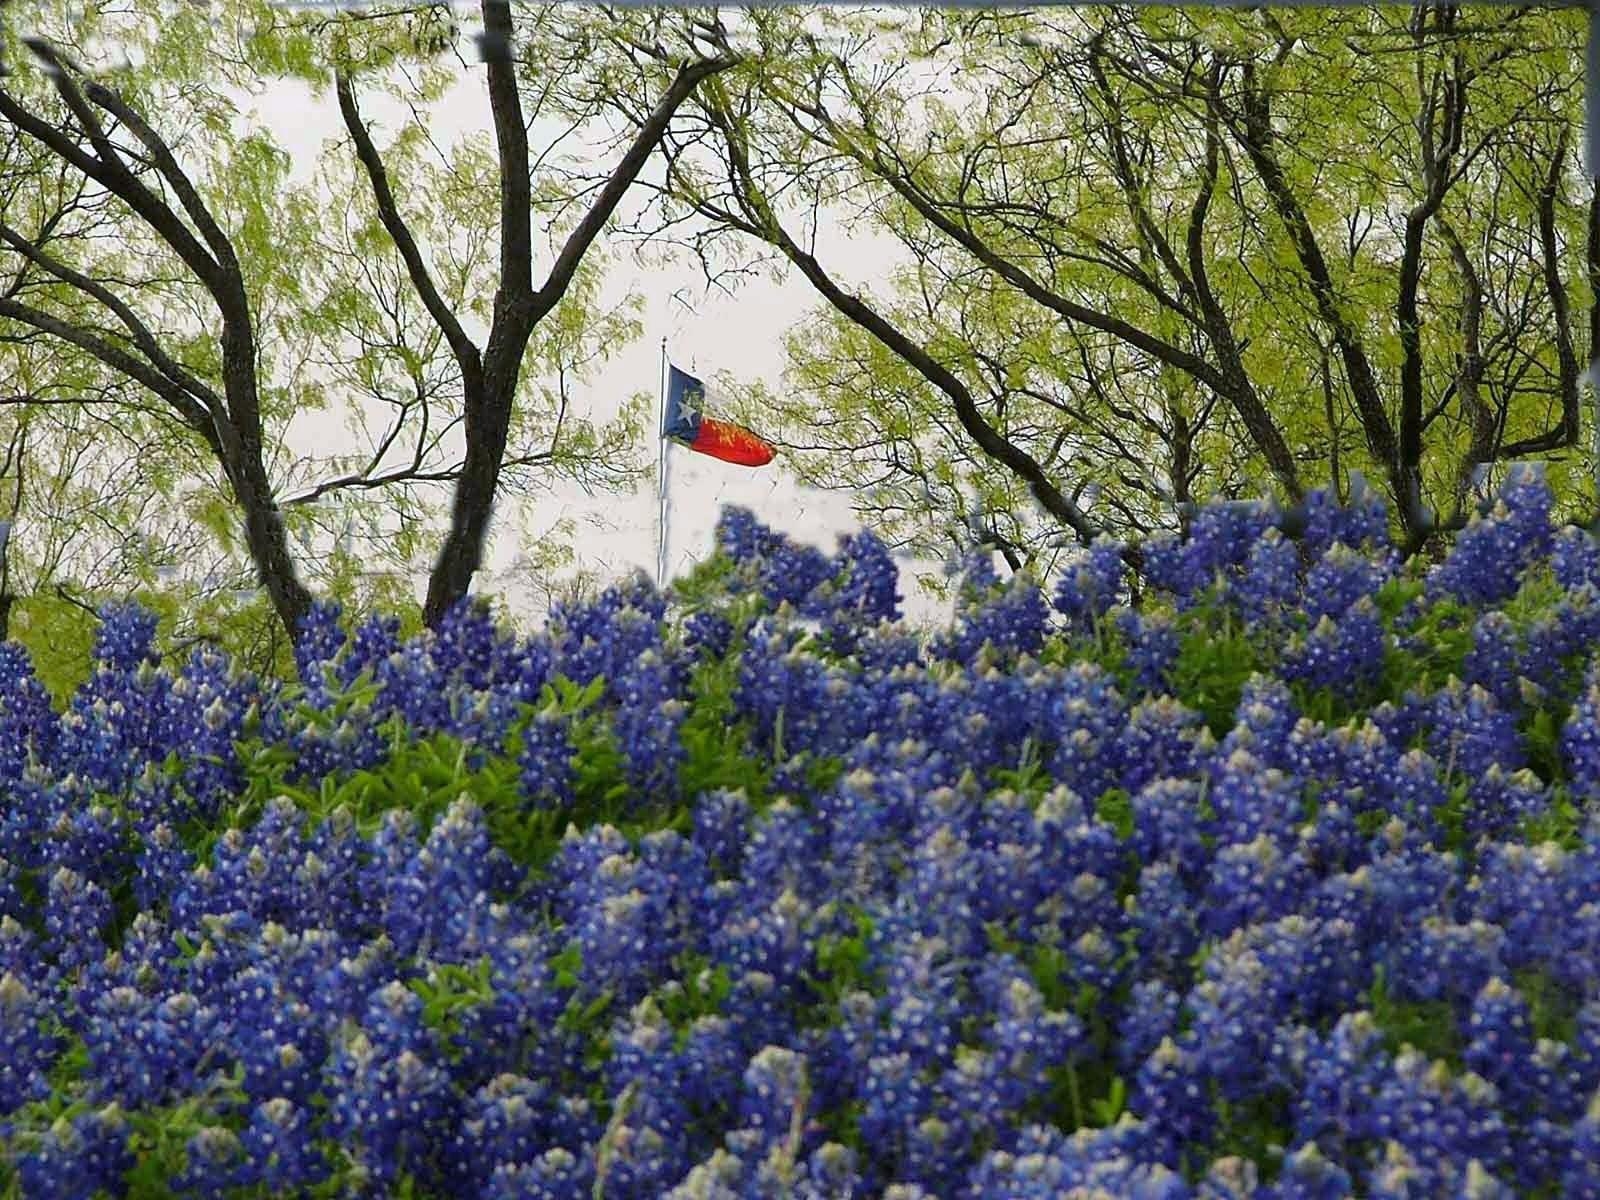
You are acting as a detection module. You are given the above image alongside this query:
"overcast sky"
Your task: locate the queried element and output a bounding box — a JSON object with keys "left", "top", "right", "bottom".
{"left": 235, "top": 38, "right": 958, "bottom": 631}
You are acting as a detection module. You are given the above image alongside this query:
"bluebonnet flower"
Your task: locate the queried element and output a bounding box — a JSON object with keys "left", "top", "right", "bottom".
{"left": 1198, "top": 1157, "right": 1263, "bottom": 1199}
{"left": 859, "top": 1049, "right": 938, "bottom": 1174}
{"left": 1302, "top": 484, "right": 1390, "bottom": 558}
{"left": 1205, "top": 749, "right": 1304, "bottom": 848}
{"left": 0, "top": 643, "right": 57, "bottom": 788}
{"left": 4, "top": 491, "right": 1600, "bottom": 1192}
{"left": 292, "top": 599, "right": 348, "bottom": 695}
{"left": 1138, "top": 529, "right": 1191, "bottom": 596}
{"left": 1522, "top": 588, "right": 1600, "bottom": 694}
{"left": 370, "top": 639, "right": 452, "bottom": 736}
{"left": 763, "top": 539, "right": 838, "bottom": 616}
{"left": 1467, "top": 841, "right": 1573, "bottom": 979}
{"left": 1119, "top": 979, "right": 1183, "bottom": 1075}
{"left": 432, "top": 595, "right": 520, "bottom": 694}
{"left": 484, "top": 1147, "right": 596, "bottom": 1199}
{"left": 1303, "top": 542, "right": 1396, "bottom": 623}
{"left": 11, "top": 1105, "right": 134, "bottom": 1200}
{"left": 1461, "top": 613, "right": 1521, "bottom": 710}
{"left": 1186, "top": 931, "right": 1307, "bottom": 1103}
{"left": 567, "top": 857, "right": 679, "bottom": 1005}
{"left": 1128, "top": 778, "right": 1208, "bottom": 888}
{"left": 1369, "top": 1052, "right": 1511, "bottom": 1183}
{"left": 548, "top": 576, "right": 665, "bottom": 698}
{"left": 239, "top": 1098, "right": 329, "bottom": 1193}
{"left": 735, "top": 623, "right": 835, "bottom": 760}
{"left": 1565, "top": 662, "right": 1600, "bottom": 799}
{"left": 716, "top": 506, "right": 783, "bottom": 566}
{"left": 1053, "top": 537, "right": 1126, "bottom": 630}
{"left": 1130, "top": 861, "right": 1201, "bottom": 985}
{"left": 1428, "top": 678, "right": 1524, "bottom": 781}
{"left": 1202, "top": 835, "right": 1312, "bottom": 939}
{"left": 1119, "top": 696, "right": 1213, "bottom": 795}
{"left": 0, "top": 971, "right": 59, "bottom": 1115}
{"left": 1428, "top": 466, "right": 1553, "bottom": 607}
{"left": 1368, "top": 691, "right": 1427, "bottom": 754}
{"left": 324, "top": 1028, "right": 456, "bottom": 1189}
{"left": 1564, "top": 1090, "right": 1600, "bottom": 1196}
{"left": 95, "top": 602, "right": 161, "bottom": 672}
{"left": 1234, "top": 527, "right": 1301, "bottom": 626}
{"left": 1265, "top": 1143, "right": 1356, "bottom": 1199}
{"left": 735, "top": 1044, "right": 811, "bottom": 1144}
{"left": 518, "top": 702, "right": 576, "bottom": 810}
{"left": 82, "top": 984, "right": 222, "bottom": 1107}
{"left": 932, "top": 559, "right": 1050, "bottom": 667}
{"left": 1553, "top": 525, "right": 1600, "bottom": 590}
{"left": 612, "top": 648, "right": 688, "bottom": 801}
{"left": 1134, "top": 1035, "right": 1216, "bottom": 1166}
{"left": 1462, "top": 765, "right": 1547, "bottom": 843}
{"left": 1046, "top": 664, "right": 1127, "bottom": 801}
{"left": 1383, "top": 917, "right": 1507, "bottom": 1009}
{"left": 228, "top": 982, "right": 324, "bottom": 1108}
{"left": 964, "top": 962, "right": 1085, "bottom": 1114}
{"left": 692, "top": 788, "right": 751, "bottom": 881}
{"left": 175, "top": 1126, "right": 247, "bottom": 1198}
{"left": 1185, "top": 499, "right": 1278, "bottom": 594}
{"left": 684, "top": 609, "right": 735, "bottom": 662}
{"left": 1115, "top": 607, "right": 1181, "bottom": 694}
{"left": 856, "top": 623, "right": 926, "bottom": 674}
{"left": 1294, "top": 1010, "right": 1389, "bottom": 1157}
{"left": 165, "top": 696, "right": 242, "bottom": 818}
{"left": 1282, "top": 598, "right": 1385, "bottom": 700}
{"left": 340, "top": 611, "right": 403, "bottom": 688}
{"left": 45, "top": 866, "right": 112, "bottom": 971}
{"left": 963, "top": 1119, "right": 1187, "bottom": 1197}
{"left": 826, "top": 528, "right": 903, "bottom": 636}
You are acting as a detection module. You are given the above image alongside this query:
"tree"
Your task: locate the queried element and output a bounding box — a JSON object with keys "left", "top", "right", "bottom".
{"left": 598, "top": 5, "right": 1597, "bottom": 575}
{"left": 0, "top": 0, "right": 732, "bottom": 642}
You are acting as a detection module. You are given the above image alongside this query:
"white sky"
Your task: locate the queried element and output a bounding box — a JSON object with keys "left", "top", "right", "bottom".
{"left": 235, "top": 45, "right": 958, "bottom": 631}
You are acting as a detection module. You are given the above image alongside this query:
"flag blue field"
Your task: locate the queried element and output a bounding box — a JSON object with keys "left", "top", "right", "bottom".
{"left": 663, "top": 365, "right": 776, "bottom": 467}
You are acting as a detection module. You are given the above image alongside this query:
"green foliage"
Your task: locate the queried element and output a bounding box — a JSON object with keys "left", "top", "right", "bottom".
{"left": 1522, "top": 786, "right": 1584, "bottom": 851}
{"left": 409, "top": 959, "right": 496, "bottom": 1044}
{"left": 809, "top": 908, "right": 878, "bottom": 1006}
{"left": 219, "top": 668, "right": 642, "bottom": 878}
{"left": 1521, "top": 703, "right": 1573, "bottom": 787}
{"left": 676, "top": 645, "right": 771, "bottom": 804}
{"left": 1368, "top": 964, "right": 1463, "bottom": 1068}
{"left": 990, "top": 737, "right": 1050, "bottom": 797}
{"left": 9, "top": 594, "right": 99, "bottom": 706}
{"left": 1384, "top": 592, "right": 1476, "bottom": 698}
{"left": 670, "top": 581, "right": 787, "bottom": 809}
{"left": 1171, "top": 603, "right": 1262, "bottom": 738}
{"left": 657, "top": 956, "right": 734, "bottom": 1035}
{"left": 1094, "top": 788, "right": 1134, "bottom": 841}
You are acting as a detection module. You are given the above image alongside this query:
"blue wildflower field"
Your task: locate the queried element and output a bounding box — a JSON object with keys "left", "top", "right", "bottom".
{"left": 4, "top": 473, "right": 1600, "bottom": 1197}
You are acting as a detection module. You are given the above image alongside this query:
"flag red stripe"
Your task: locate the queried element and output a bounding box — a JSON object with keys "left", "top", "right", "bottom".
{"left": 689, "top": 416, "right": 776, "bottom": 466}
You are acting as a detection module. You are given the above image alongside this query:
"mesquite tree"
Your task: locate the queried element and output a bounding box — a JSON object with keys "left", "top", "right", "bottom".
{"left": 600, "top": 6, "right": 1597, "bottom": 575}
{"left": 0, "top": 0, "right": 732, "bottom": 643}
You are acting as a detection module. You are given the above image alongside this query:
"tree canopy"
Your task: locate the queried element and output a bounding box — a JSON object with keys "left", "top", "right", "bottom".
{"left": 593, "top": 5, "right": 1597, "bottom": 583}
{"left": 0, "top": 0, "right": 729, "bottom": 683}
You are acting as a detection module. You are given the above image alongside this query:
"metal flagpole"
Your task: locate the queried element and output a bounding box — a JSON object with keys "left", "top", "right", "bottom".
{"left": 656, "top": 337, "right": 670, "bottom": 591}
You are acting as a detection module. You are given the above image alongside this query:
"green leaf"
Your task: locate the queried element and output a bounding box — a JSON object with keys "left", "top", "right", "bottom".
{"left": 1089, "top": 1074, "right": 1127, "bottom": 1126}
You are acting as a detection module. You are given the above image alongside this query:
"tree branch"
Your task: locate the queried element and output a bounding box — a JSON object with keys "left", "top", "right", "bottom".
{"left": 335, "top": 68, "right": 485, "bottom": 388}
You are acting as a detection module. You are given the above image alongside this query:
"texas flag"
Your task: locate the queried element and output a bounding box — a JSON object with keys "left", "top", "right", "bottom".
{"left": 663, "top": 365, "right": 776, "bottom": 467}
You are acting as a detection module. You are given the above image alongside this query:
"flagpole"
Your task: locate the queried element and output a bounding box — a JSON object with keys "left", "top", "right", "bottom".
{"left": 656, "top": 337, "right": 670, "bottom": 592}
